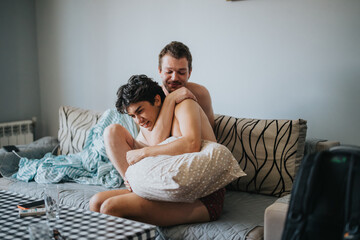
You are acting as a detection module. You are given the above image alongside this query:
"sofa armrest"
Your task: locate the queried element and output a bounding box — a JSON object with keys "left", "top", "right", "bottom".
{"left": 264, "top": 140, "right": 340, "bottom": 240}
{"left": 264, "top": 202, "right": 289, "bottom": 240}
{"left": 305, "top": 138, "right": 340, "bottom": 155}
{"left": 315, "top": 140, "right": 340, "bottom": 151}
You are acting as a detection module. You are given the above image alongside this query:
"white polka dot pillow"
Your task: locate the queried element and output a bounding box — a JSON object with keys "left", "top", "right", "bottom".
{"left": 125, "top": 137, "right": 246, "bottom": 203}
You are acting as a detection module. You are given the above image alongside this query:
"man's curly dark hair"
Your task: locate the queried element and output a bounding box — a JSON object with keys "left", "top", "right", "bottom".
{"left": 116, "top": 74, "right": 166, "bottom": 114}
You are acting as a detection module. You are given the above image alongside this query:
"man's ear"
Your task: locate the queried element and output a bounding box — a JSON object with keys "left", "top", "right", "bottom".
{"left": 158, "top": 66, "right": 162, "bottom": 74}
{"left": 154, "top": 94, "right": 162, "bottom": 106}
{"left": 188, "top": 68, "right": 192, "bottom": 79}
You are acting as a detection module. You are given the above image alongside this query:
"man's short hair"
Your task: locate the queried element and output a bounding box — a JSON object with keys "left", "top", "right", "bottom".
{"left": 116, "top": 74, "right": 166, "bottom": 114}
{"left": 158, "top": 41, "right": 192, "bottom": 71}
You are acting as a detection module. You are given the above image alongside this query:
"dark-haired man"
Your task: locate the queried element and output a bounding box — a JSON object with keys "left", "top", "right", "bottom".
{"left": 89, "top": 75, "right": 225, "bottom": 226}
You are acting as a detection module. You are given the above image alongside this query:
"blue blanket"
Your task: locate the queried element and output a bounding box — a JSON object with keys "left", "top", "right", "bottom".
{"left": 13, "top": 109, "right": 138, "bottom": 188}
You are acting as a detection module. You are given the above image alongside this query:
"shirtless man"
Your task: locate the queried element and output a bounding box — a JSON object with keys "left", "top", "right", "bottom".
{"left": 89, "top": 75, "right": 225, "bottom": 226}
{"left": 145, "top": 41, "right": 215, "bottom": 146}
{"left": 158, "top": 41, "right": 214, "bottom": 127}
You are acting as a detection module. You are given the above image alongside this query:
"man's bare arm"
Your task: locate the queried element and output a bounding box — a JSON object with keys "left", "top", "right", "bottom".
{"left": 142, "top": 87, "right": 196, "bottom": 146}
{"left": 197, "top": 87, "right": 214, "bottom": 129}
{"left": 141, "top": 95, "right": 174, "bottom": 146}
{"left": 126, "top": 99, "right": 202, "bottom": 165}
{"left": 186, "top": 83, "right": 215, "bottom": 129}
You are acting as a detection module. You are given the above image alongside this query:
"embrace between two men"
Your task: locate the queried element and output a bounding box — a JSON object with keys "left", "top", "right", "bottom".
{"left": 89, "top": 41, "right": 227, "bottom": 226}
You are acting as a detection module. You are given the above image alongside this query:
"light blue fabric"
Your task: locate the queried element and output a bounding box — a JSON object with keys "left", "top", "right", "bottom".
{"left": 13, "top": 109, "right": 138, "bottom": 188}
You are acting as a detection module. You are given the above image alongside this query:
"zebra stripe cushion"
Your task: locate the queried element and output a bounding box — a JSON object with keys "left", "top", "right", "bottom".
{"left": 214, "top": 115, "right": 307, "bottom": 197}
{"left": 58, "top": 106, "right": 102, "bottom": 155}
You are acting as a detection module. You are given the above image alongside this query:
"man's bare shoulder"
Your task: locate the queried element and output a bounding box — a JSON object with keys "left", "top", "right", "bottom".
{"left": 186, "top": 82, "right": 210, "bottom": 98}
{"left": 175, "top": 98, "right": 198, "bottom": 109}
{"left": 186, "top": 82, "right": 214, "bottom": 128}
{"left": 174, "top": 99, "right": 200, "bottom": 117}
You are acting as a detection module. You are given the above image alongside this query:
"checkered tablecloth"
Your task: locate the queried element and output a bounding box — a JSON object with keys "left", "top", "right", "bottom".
{"left": 0, "top": 190, "right": 157, "bottom": 240}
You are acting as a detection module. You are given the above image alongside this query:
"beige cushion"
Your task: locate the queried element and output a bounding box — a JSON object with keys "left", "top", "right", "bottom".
{"left": 58, "top": 106, "right": 102, "bottom": 155}
{"left": 125, "top": 137, "right": 246, "bottom": 203}
{"left": 214, "top": 115, "right": 307, "bottom": 197}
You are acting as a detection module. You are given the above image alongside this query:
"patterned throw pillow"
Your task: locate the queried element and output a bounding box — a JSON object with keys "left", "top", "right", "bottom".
{"left": 214, "top": 115, "right": 307, "bottom": 197}
{"left": 58, "top": 106, "right": 102, "bottom": 155}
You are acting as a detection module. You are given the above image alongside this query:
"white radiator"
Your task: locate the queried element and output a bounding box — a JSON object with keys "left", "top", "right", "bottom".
{"left": 0, "top": 120, "right": 34, "bottom": 148}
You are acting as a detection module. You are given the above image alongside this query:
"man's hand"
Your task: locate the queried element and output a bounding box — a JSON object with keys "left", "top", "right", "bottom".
{"left": 124, "top": 178, "right": 133, "bottom": 192}
{"left": 170, "top": 87, "right": 197, "bottom": 104}
{"left": 126, "top": 148, "right": 146, "bottom": 165}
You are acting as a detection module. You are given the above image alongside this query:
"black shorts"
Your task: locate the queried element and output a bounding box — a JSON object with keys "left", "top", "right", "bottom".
{"left": 199, "top": 188, "right": 226, "bottom": 221}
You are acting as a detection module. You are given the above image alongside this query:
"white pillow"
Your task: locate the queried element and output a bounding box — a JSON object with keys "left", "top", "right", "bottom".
{"left": 125, "top": 137, "right": 246, "bottom": 203}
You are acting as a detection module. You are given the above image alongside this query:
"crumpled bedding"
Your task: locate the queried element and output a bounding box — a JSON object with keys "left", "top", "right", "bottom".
{"left": 12, "top": 109, "right": 138, "bottom": 188}
{"left": 0, "top": 136, "right": 59, "bottom": 178}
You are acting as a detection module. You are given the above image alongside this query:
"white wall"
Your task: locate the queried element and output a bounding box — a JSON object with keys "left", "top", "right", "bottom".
{"left": 0, "top": 0, "right": 41, "bottom": 138}
{"left": 35, "top": 0, "right": 360, "bottom": 145}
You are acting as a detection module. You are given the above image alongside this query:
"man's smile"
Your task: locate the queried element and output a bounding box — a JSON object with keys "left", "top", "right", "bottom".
{"left": 168, "top": 81, "right": 182, "bottom": 88}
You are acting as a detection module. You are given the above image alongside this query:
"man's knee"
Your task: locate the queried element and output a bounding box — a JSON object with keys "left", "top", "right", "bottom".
{"left": 104, "top": 124, "right": 125, "bottom": 139}
{"left": 89, "top": 192, "right": 103, "bottom": 212}
{"left": 104, "top": 124, "right": 129, "bottom": 144}
{"left": 100, "top": 197, "right": 127, "bottom": 217}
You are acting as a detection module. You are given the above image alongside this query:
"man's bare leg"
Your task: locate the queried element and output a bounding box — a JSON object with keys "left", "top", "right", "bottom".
{"left": 97, "top": 192, "right": 210, "bottom": 226}
{"left": 89, "top": 189, "right": 131, "bottom": 212}
{"left": 103, "top": 124, "right": 135, "bottom": 177}
{"left": 100, "top": 124, "right": 210, "bottom": 226}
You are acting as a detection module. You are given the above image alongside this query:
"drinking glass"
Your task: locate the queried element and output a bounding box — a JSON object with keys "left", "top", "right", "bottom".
{"left": 44, "top": 184, "right": 60, "bottom": 220}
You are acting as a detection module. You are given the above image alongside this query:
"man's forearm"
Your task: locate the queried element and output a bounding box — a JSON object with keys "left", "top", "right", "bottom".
{"left": 143, "top": 136, "right": 201, "bottom": 159}
{"left": 145, "top": 96, "right": 175, "bottom": 146}
{"left": 144, "top": 88, "right": 197, "bottom": 146}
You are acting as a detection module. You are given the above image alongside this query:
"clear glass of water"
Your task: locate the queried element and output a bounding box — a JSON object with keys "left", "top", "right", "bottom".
{"left": 44, "top": 184, "right": 60, "bottom": 220}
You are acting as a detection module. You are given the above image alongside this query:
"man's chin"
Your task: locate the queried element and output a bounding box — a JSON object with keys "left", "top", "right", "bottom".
{"left": 167, "top": 86, "right": 181, "bottom": 93}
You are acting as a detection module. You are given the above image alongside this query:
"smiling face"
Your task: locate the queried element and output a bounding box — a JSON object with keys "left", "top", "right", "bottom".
{"left": 126, "top": 95, "right": 162, "bottom": 131}
{"left": 159, "top": 55, "right": 192, "bottom": 93}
